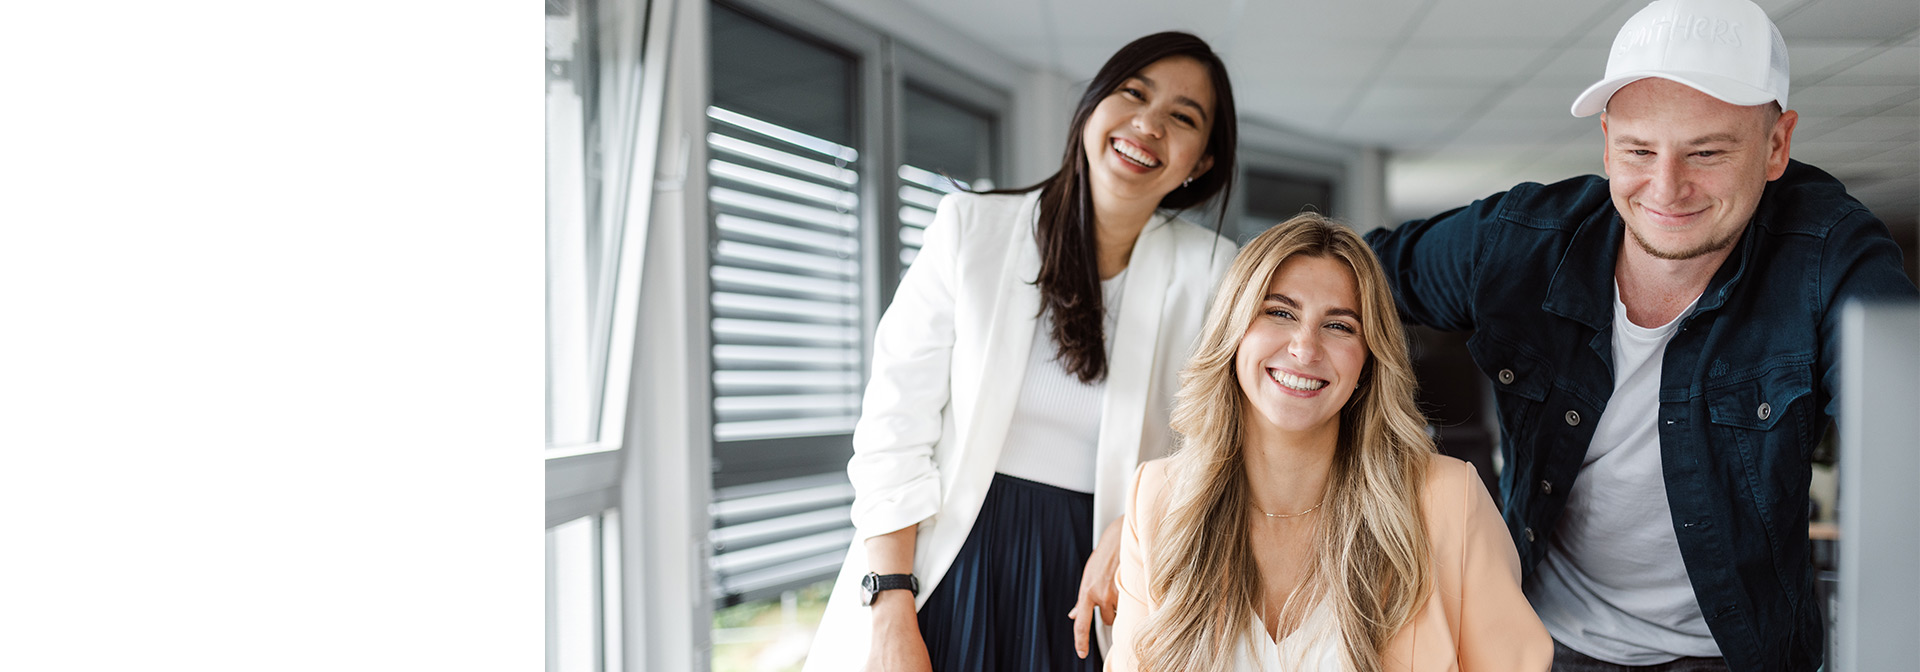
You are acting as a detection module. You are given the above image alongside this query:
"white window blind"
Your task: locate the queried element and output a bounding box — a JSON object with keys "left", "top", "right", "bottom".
{"left": 707, "top": 106, "right": 864, "bottom": 443}
{"left": 896, "top": 84, "right": 996, "bottom": 274}
{"left": 894, "top": 165, "right": 966, "bottom": 271}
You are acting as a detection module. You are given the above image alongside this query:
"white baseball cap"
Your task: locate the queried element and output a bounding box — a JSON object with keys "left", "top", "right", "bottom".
{"left": 1571, "top": 0, "right": 1790, "bottom": 117}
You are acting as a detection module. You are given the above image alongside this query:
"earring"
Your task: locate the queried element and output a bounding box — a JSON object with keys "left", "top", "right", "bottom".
{"left": 1183, "top": 177, "right": 1194, "bottom": 188}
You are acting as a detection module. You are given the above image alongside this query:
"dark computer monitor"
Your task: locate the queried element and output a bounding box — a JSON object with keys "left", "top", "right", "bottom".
{"left": 1836, "top": 300, "right": 1920, "bottom": 670}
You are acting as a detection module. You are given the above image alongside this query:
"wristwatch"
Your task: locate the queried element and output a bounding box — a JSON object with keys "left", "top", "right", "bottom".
{"left": 860, "top": 572, "right": 919, "bottom": 606}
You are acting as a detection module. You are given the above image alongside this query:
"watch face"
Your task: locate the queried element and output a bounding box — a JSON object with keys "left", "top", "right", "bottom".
{"left": 859, "top": 573, "right": 878, "bottom": 606}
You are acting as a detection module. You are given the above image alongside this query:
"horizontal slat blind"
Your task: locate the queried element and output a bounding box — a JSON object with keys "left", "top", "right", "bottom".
{"left": 709, "top": 472, "right": 855, "bottom": 606}
{"left": 708, "top": 105, "right": 864, "bottom": 443}
{"left": 894, "top": 164, "right": 967, "bottom": 272}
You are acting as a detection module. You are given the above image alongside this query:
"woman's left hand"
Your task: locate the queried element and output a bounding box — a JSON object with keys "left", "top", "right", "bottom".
{"left": 1067, "top": 516, "right": 1126, "bottom": 659}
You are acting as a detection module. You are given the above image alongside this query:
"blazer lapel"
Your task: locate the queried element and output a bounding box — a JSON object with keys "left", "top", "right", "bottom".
{"left": 1092, "top": 214, "right": 1174, "bottom": 534}
{"left": 950, "top": 192, "right": 1043, "bottom": 514}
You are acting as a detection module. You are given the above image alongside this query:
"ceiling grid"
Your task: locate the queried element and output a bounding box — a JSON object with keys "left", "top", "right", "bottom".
{"left": 879, "top": 0, "right": 1917, "bottom": 232}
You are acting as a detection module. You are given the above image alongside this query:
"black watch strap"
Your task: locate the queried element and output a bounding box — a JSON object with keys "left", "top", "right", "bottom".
{"left": 860, "top": 572, "right": 919, "bottom": 606}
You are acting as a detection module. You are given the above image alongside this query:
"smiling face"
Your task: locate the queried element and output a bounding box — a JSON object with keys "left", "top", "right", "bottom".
{"left": 1079, "top": 55, "right": 1217, "bottom": 208}
{"left": 1601, "top": 78, "right": 1797, "bottom": 261}
{"left": 1234, "top": 254, "right": 1370, "bottom": 443}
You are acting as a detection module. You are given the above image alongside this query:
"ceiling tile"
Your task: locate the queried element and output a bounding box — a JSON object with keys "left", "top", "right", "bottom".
{"left": 1227, "top": 45, "right": 1385, "bottom": 83}
{"left": 1574, "top": 2, "right": 1646, "bottom": 48}
{"left": 1793, "top": 140, "right": 1911, "bottom": 165}
{"left": 1346, "top": 84, "right": 1490, "bottom": 116}
{"left": 1407, "top": 0, "right": 1617, "bottom": 46}
{"left": 900, "top": 0, "right": 1051, "bottom": 62}
{"left": 1790, "top": 115, "right": 1866, "bottom": 139}
{"left": 1376, "top": 47, "right": 1548, "bottom": 85}
{"left": 1237, "top": 0, "right": 1434, "bottom": 46}
{"left": 1790, "top": 85, "right": 1918, "bottom": 114}
{"left": 1237, "top": 87, "right": 1356, "bottom": 136}
{"left": 1532, "top": 46, "right": 1610, "bottom": 86}
{"left": 1801, "top": 116, "right": 1920, "bottom": 142}
{"left": 842, "top": 0, "right": 1919, "bottom": 227}
{"left": 1446, "top": 116, "right": 1595, "bottom": 149}
{"left": 1790, "top": 42, "right": 1883, "bottom": 78}
{"left": 1776, "top": 0, "right": 1920, "bottom": 40}
{"left": 1047, "top": 0, "right": 1239, "bottom": 48}
{"left": 1828, "top": 43, "right": 1920, "bottom": 86}
{"left": 1480, "top": 84, "right": 1590, "bottom": 119}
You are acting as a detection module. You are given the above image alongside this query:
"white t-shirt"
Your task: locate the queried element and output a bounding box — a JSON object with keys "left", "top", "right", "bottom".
{"left": 1525, "top": 283, "right": 1719, "bottom": 664}
{"left": 995, "top": 269, "right": 1127, "bottom": 493}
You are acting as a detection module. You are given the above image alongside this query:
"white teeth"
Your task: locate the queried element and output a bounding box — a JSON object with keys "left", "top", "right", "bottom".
{"left": 1269, "top": 370, "right": 1327, "bottom": 392}
{"left": 1112, "top": 139, "right": 1159, "bottom": 168}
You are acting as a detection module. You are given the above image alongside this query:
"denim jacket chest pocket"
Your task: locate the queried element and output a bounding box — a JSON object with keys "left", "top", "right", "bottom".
{"left": 1703, "top": 362, "right": 1816, "bottom": 566}
{"left": 1706, "top": 362, "right": 1814, "bottom": 447}
{"left": 1469, "top": 331, "right": 1556, "bottom": 443}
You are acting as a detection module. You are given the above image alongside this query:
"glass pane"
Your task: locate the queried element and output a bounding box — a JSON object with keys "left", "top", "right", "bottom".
{"left": 1235, "top": 168, "right": 1334, "bottom": 244}
{"left": 546, "top": 515, "right": 598, "bottom": 672}
{"left": 903, "top": 85, "right": 993, "bottom": 187}
{"left": 546, "top": 0, "right": 610, "bottom": 448}
{"left": 712, "top": 580, "right": 833, "bottom": 672}
{"left": 601, "top": 509, "right": 622, "bottom": 672}
{"left": 898, "top": 85, "right": 995, "bottom": 274}
{"left": 708, "top": 7, "right": 863, "bottom": 446}
{"left": 710, "top": 4, "right": 855, "bottom": 148}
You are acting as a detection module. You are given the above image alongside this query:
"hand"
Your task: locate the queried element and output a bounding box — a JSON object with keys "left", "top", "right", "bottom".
{"left": 1067, "top": 517, "right": 1125, "bottom": 659}
{"left": 865, "top": 591, "right": 933, "bottom": 672}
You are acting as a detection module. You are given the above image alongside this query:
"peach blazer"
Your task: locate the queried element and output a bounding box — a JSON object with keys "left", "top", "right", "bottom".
{"left": 1107, "top": 454, "right": 1551, "bottom": 671}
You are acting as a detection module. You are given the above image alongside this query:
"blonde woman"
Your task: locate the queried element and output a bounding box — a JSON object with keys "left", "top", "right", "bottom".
{"left": 1106, "top": 214, "right": 1550, "bottom": 671}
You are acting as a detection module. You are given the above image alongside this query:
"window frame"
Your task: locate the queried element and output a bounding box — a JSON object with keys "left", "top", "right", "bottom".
{"left": 546, "top": 0, "right": 667, "bottom": 463}
{"left": 548, "top": 0, "right": 1026, "bottom": 665}
{"left": 699, "top": 0, "right": 1012, "bottom": 618}
{"left": 543, "top": 0, "right": 679, "bottom": 669}
{"left": 884, "top": 45, "right": 1012, "bottom": 304}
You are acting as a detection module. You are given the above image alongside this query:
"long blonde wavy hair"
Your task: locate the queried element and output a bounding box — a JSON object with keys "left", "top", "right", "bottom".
{"left": 1134, "top": 213, "right": 1435, "bottom": 672}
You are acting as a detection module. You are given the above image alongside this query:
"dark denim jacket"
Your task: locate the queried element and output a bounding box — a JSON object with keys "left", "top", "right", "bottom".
{"left": 1366, "top": 160, "right": 1916, "bottom": 672}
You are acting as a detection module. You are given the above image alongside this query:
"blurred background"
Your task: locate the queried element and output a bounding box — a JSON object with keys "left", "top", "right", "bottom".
{"left": 543, "top": 1, "right": 1918, "bottom": 670}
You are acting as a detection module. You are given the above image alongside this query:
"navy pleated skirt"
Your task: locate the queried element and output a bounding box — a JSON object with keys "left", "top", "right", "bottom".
{"left": 917, "top": 472, "right": 1103, "bottom": 672}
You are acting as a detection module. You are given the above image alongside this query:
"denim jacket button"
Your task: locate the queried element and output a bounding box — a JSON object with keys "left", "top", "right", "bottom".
{"left": 1498, "top": 368, "right": 1515, "bottom": 385}
{"left": 1565, "top": 410, "right": 1581, "bottom": 426}
{"left": 1758, "top": 402, "right": 1772, "bottom": 420}
{"left": 1540, "top": 480, "right": 1553, "bottom": 495}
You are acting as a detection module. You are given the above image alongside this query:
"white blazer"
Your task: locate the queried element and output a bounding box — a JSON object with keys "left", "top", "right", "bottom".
{"left": 802, "top": 191, "right": 1236, "bottom": 670}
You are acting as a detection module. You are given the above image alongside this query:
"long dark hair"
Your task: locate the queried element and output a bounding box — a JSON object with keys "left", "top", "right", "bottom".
{"left": 992, "top": 32, "right": 1238, "bottom": 383}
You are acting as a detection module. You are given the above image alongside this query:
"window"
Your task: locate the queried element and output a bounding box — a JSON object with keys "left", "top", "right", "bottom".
{"left": 708, "top": 3, "right": 866, "bottom": 487}
{"left": 546, "top": 0, "right": 615, "bottom": 450}
{"left": 546, "top": 0, "right": 659, "bottom": 667}
{"left": 706, "top": 6, "right": 870, "bottom": 619}
{"left": 1231, "top": 167, "right": 1336, "bottom": 244}
{"left": 896, "top": 84, "right": 998, "bottom": 272}
{"left": 546, "top": 512, "right": 622, "bottom": 672}
{"left": 702, "top": 3, "right": 1008, "bottom": 667}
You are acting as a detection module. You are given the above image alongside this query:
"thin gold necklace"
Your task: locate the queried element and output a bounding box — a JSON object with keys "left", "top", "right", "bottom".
{"left": 1255, "top": 499, "right": 1324, "bottom": 519}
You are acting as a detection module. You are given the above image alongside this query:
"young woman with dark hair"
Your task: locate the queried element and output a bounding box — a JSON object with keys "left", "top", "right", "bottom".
{"left": 803, "top": 32, "right": 1241, "bottom": 672}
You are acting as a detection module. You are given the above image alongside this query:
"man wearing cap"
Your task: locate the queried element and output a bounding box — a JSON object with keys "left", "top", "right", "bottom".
{"left": 1366, "top": 0, "right": 1916, "bottom": 670}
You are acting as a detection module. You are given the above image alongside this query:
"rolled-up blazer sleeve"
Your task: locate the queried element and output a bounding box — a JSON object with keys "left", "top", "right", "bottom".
{"left": 846, "top": 194, "right": 964, "bottom": 540}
